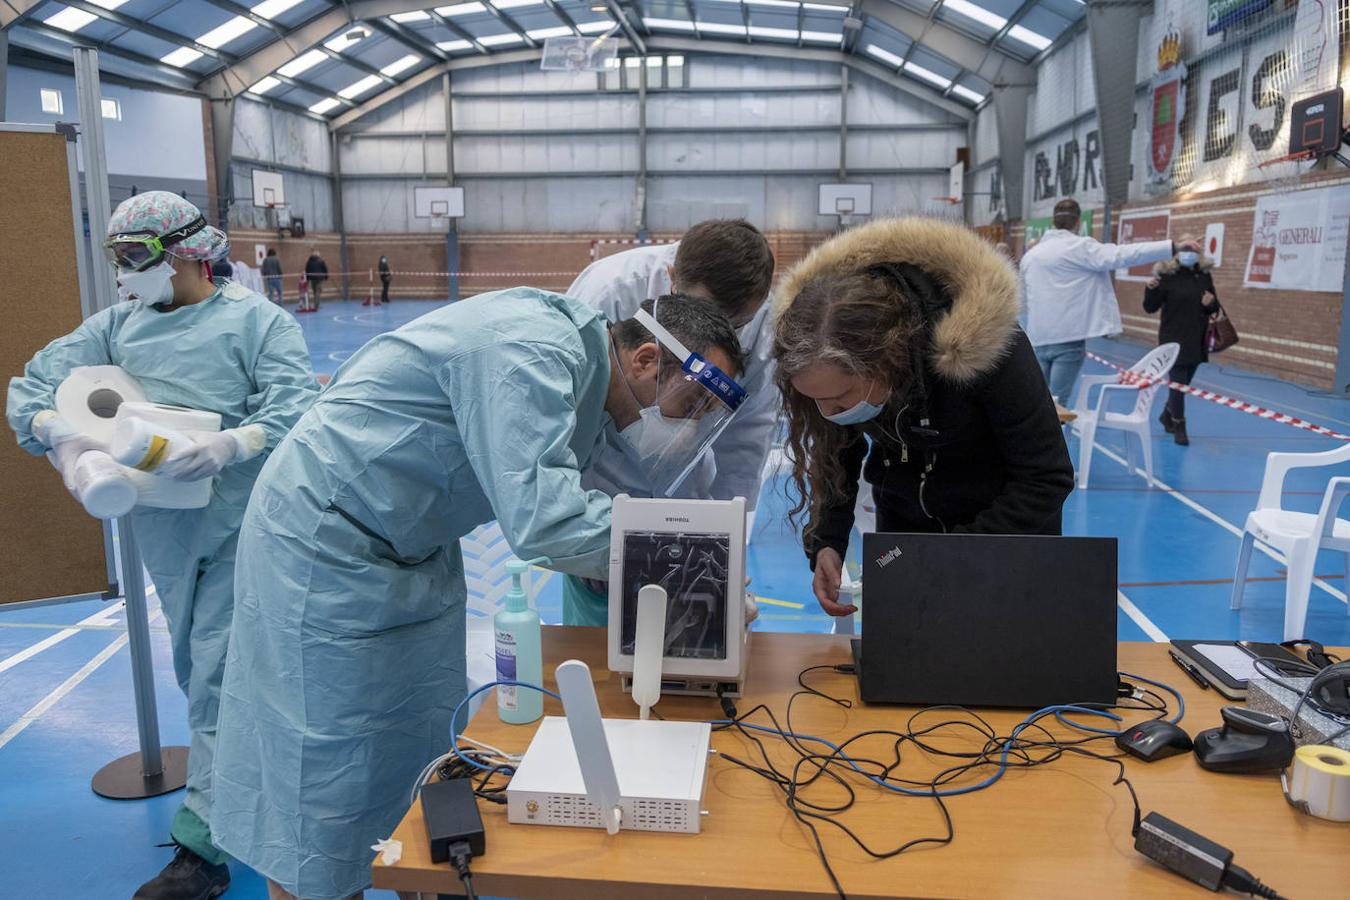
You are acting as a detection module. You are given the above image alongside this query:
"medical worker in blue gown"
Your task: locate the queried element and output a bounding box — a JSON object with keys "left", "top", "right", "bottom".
{"left": 210, "top": 290, "right": 746, "bottom": 900}
{"left": 5, "top": 191, "right": 318, "bottom": 900}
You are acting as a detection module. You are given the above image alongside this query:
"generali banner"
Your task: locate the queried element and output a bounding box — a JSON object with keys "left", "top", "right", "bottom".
{"left": 1244, "top": 182, "right": 1350, "bottom": 292}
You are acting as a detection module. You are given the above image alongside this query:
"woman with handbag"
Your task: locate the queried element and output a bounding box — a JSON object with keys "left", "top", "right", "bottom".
{"left": 1143, "top": 239, "right": 1221, "bottom": 446}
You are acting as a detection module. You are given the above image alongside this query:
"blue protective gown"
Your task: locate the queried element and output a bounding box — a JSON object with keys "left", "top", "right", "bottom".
{"left": 5, "top": 282, "right": 318, "bottom": 858}
{"left": 210, "top": 288, "right": 614, "bottom": 898}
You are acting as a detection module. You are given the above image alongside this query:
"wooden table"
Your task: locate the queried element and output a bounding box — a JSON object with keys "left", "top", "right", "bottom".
{"left": 374, "top": 629, "right": 1349, "bottom": 899}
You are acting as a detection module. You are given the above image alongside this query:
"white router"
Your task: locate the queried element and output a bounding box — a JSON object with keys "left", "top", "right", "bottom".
{"left": 506, "top": 587, "right": 713, "bottom": 834}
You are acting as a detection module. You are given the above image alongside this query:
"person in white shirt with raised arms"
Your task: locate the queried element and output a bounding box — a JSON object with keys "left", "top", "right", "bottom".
{"left": 1020, "top": 198, "right": 1202, "bottom": 405}
{"left": 563, "top": 219, "right": 777, "bottom": 626}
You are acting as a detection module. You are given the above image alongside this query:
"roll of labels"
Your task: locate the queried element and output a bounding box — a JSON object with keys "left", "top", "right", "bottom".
{"left": 53, "top": 366, "right": 221, "bottom": 519}
{"left": 1282, "top": 744, "right": 1350, "bottom": 822}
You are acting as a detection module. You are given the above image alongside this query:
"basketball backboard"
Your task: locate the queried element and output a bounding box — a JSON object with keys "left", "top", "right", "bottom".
{"left": 947, "top": 160, "right": 965, "bottom": 205}
{"left": 819, "top": 183, "right": 872, "bottom": 217}
{"left": 413, "top": 185, "right": 465, "bottom": 219}
{"left": 1290, "top": 88, "right": 1344, "bottom": 155}
{"left": 252, "top": 169, "right": 285, "bottom": 208}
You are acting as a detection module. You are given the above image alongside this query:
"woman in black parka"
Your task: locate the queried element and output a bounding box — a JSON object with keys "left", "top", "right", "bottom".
{"left": 1143, "top": 239, "right": 1219, "bottom": 446}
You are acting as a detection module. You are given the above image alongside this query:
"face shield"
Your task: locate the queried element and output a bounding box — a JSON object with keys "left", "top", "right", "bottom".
{"left": 617, "top": 296, "right": 748, "bottom": 497}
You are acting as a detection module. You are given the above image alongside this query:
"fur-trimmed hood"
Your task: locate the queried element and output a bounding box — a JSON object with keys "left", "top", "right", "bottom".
{"left": 1153, "top": 255, "right": 1215, "bottom": 275}
{"left": 776, "top": 217, "right": 1020, "bottom": 383}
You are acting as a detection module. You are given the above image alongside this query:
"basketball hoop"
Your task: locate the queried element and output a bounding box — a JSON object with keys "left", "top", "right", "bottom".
{"left": 1254, "top": 149, "right": 1319, "bottom": 193}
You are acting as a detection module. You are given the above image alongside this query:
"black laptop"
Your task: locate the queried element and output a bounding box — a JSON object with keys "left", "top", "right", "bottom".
{"left": 852, "top": 533, "right": 1118, "bottom": 708}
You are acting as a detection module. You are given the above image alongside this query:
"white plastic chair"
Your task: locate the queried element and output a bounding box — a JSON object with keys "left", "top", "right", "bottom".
{"left": 1231, "top": 443, "right": 1350, "bottom": 640}
{"left": 1072, "top": 343, "right": 1179, "bottom": 489}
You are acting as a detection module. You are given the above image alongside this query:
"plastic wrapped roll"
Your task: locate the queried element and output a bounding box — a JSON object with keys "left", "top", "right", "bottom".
{"left": 70, "top": 450, "right": 138, "bottom": 519}
{"left": 1285, "top": 745, "right": 1350, "bottom": 822}
{"left": 113, "top": 402, "right": 223, "bottom": 510}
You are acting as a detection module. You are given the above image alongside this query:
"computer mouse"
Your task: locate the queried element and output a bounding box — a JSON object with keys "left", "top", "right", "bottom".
{"left": 1115, "top": 720, "right": 1194, "bottom": 762}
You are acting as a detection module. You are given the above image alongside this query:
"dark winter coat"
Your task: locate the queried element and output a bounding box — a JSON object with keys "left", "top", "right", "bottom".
{"left": 304, "top": 255, "right": 329, "bottom": 283}
{"left": 378, "top": 256, "right": 391, "bottom": 284}
{"left": 775, "top": 218, "right": 1076, "bottom": 567}
{"left": 1143, "top": 258, "right": 1220, "bottom": 368}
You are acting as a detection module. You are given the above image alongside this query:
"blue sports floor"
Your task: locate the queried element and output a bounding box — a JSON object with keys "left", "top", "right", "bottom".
{"left": 4, "top": 299, "right": 1349, "bottom": 898}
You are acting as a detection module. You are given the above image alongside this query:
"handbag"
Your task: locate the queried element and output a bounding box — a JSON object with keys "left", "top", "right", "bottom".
{"left": 1206, "top": 306, "right": 1239, "bottom": 353}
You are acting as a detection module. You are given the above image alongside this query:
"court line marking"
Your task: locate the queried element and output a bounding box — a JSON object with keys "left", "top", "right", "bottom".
{"left": 0, "top": 621, "right": 169, "bottom": 633}
{"left": 0, "top": 601, "right": 124, "bottom": 676}
{"left": 1117, "top": 591, "right": 1168, "bottom": 642}
{"left": 755, "top": 596, "right": 806, "bottom": 609}
{"left": 0, "top": 609, "right": 162, "bottom": 752}
{"left": 1084, "top": 437, "right": 1347, "bottom": 605}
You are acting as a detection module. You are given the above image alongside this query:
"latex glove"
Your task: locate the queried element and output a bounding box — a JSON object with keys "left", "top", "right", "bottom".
{"left": 159, "top": 430, "right": 241, "bottom": 482}
{"left": 812, "top": 547, "right": 856, "bottom": 617}
{"left": 158, "top": 425, "right": 266, "bottom": 482}
{"left": 33, "top": 411, "right": 107, "bottom": 489}
{"left": 1175, "top": 239, "right": 1202, "bottom": 254}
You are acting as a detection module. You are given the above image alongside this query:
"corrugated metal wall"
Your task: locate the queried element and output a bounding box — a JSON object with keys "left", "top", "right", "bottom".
{"left": 315, "top": 55, "right": 966, "bottom": 233}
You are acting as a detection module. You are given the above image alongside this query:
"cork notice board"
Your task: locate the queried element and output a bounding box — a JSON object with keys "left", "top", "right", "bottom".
{"left": 0, "top": 128, "right": 113, "bottom": 605}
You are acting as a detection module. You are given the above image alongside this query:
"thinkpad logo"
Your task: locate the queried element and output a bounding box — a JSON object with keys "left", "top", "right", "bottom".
{"left": 876, "top": 547, "right": 902, "bottom": 568}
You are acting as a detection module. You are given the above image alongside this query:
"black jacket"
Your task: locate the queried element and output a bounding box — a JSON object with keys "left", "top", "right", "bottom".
{"left": 1143, "top": 258, "right": 1219, "bottom": 368}
{"left": 775, "top": 218, "right": 1075, "bottom": 568}
{"left": 305, "top": 256, "right": 328, "bottom": 283}
{"left": 378, "top": 256, "right": 391, "bottom": 284}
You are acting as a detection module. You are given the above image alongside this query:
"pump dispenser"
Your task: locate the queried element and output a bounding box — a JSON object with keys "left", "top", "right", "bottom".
{"left": 495, "top": 557, "right": 549, "bottom": 724}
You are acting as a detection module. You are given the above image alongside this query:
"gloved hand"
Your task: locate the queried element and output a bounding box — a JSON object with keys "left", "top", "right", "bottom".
{"left": 159, "top": 430, "right": 241, "bottom": 482}
{"left": 32, "top": 411, "right": 107, "bottom": 490}
{"left": 158, "top": 425, "right": 267, "bottom": 482}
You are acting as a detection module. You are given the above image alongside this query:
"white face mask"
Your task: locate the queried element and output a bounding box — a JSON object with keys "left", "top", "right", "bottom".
{"left": 116, "top": 260, "right": 176, "bottom": 305}
{"left": 620, "top": 404, "right": 698, "bottom": 461}
{"left": 1177, "top": 252, "right": 1200, "bottom": 268}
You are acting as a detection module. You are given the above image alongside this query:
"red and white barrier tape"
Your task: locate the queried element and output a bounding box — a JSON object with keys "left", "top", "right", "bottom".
{"left": 1085, "top": 351, "right": 1350, "bottom": 441}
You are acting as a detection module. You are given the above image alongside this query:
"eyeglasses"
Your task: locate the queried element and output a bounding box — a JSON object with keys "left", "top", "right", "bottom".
{"left": 103, "top": 216, "right": 207, "bottom": 272}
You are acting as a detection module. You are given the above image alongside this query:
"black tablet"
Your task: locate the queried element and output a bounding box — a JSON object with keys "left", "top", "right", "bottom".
{"left": 1171, "top": 640, "right": 1305, "bottom": 700}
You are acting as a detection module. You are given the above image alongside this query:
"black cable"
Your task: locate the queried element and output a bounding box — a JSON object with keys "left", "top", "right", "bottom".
{"left": 1222, "top": 862, "right": 1284, "bottom": 899}
{"left": 714, "top": 665, "right": 1165, "bottom": 899}
{"left": 437, "top": 747, "right": 513, "bottom": 805}
{"left": 449, "top": 841, "right": 477, "bottom": 900}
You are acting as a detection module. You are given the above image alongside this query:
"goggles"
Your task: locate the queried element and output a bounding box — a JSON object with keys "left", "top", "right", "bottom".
{"left": 103, "top": 216, "right": 208, "bottom": 272}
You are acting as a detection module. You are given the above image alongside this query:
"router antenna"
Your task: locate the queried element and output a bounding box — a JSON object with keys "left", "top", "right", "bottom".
{"left": 631, "top": 584, "right": 667, "bottom": 720}
{"left": 555, "top": 660, "right": 623, "bottom": 834}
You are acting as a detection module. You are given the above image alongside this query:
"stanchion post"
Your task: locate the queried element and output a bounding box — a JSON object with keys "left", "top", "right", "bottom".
{"left": 91, "top": 518, "right": 189, "bottom": 799}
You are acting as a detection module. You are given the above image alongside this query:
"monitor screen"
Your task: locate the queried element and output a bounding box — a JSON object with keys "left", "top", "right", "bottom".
{"left": 619, "top": 530, "right": 730, "bottom": 660}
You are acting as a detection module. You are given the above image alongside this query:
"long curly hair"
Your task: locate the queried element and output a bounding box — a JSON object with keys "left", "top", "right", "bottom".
{"left": 773, "top": 271, "right": 920, "bottom": 544}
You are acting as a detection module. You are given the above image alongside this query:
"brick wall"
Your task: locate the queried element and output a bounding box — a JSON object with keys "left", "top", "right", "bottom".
{"left": 226, "top": 228, "right": 835, "bottom": 304}
{"left": 1008, "top": 171, "right": 1350, "bottom": 389}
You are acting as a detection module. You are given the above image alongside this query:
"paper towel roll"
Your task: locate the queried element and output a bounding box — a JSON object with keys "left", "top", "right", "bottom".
{"left": 54, "top": 366, "right": 147, "bottom": 442}
{"left": 1286, "top": 744, "right": 1350, "bottom": 822}
{"left": 113, "top": 402, "right": 223, "bottom": 510}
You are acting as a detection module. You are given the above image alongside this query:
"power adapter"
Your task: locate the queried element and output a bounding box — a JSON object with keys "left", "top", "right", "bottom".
{"left": 421, "top": 777, "right": 486, "bottom": 864}
{"left": 1134, "top": 812, "right": 1282, "bottom": 898}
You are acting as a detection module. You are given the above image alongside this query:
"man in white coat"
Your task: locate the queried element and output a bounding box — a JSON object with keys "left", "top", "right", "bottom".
{"left": 564, "top": 219, "right": 777, "bottom": 625}
{"left": 1021, "top": 199, "right": 1202, "bottom": 405}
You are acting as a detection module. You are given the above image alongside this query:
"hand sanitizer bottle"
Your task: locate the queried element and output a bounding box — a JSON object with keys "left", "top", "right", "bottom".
{"left": 495, "top": 557, "right": 547, "bottom": 724}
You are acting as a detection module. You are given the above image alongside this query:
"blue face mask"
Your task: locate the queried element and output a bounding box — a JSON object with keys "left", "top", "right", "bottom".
{"left": 1177, "top": 252, "right": 1199, "bottom": 268}
{"left": 819, "top": 385, "right": 886, "bottom": 426}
